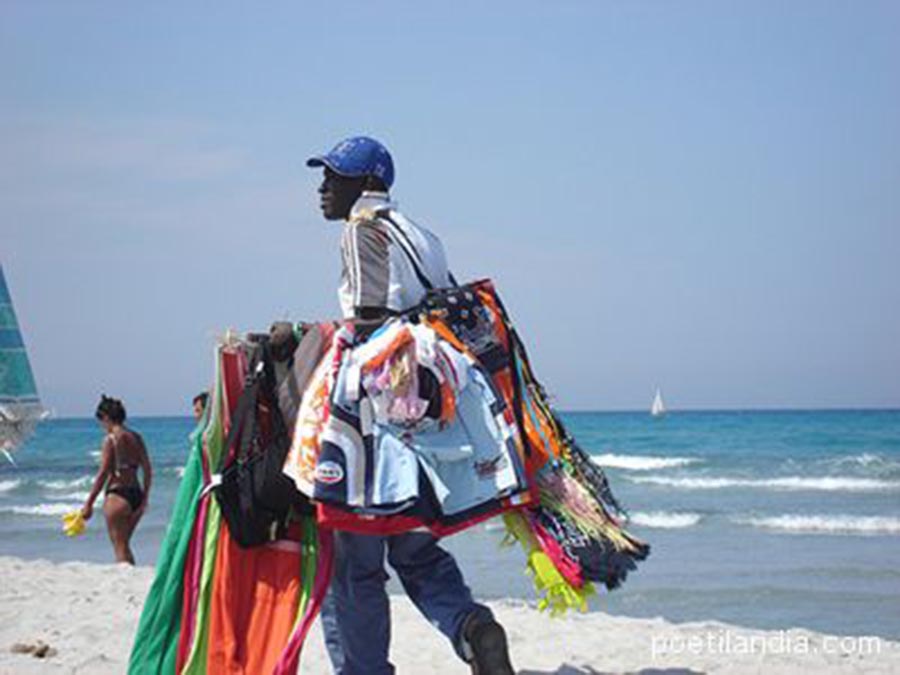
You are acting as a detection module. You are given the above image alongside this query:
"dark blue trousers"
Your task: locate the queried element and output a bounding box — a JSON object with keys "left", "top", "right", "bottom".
{"left": 322, "top": 531, "right": 491, "bottom": 675}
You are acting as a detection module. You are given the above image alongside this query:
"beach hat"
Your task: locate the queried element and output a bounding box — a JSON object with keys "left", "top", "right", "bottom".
{"left": 306, "top": 136, "right": 395, "bottom": 188}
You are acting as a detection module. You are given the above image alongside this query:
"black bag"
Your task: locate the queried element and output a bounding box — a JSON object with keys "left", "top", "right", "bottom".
{"left": 213, "top": 339, "right": 310, "bottom": 548}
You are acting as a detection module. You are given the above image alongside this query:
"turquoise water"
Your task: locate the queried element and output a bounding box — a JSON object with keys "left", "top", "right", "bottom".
{"left": 2, "top": 410, "right": 899, "bottom": 639}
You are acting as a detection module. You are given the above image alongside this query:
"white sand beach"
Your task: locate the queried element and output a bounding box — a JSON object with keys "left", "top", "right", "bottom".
{"left": 1, "top": 556, "right": 897, "bottom": 674}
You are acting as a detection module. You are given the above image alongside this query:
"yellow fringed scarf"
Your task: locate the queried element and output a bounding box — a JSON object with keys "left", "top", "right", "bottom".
{"left": 501, "top": 512, "right": 595, "bottom": 616}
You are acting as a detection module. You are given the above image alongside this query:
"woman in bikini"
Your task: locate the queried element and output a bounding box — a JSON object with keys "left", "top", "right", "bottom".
{"left": 81, "top": 395, "right": 153, "bottom": 564}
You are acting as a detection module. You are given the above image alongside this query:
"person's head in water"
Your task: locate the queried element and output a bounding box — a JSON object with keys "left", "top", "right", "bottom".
{"left": 95, "top": 395, "right": 126, "bottom": 432}
{"left": 192, "top": 392, "right": 209, "bottom": 421}
{"left": 306, "top": 136, "right": 394, "bottom": 221}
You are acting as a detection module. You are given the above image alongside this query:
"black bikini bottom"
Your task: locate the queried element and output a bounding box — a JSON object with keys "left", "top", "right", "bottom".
{"left": 106, "top": 484, "right": 144, "bottom": 511}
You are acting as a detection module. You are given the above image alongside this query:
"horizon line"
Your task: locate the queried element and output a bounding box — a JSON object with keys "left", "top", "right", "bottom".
{"left": 43, "top": 405, "right": 900, "bottom": 421}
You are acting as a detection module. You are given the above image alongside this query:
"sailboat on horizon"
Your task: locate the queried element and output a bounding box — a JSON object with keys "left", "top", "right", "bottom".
{"left": 0, "top": 264, "right": 48, "bottom": 461}
{"left": 650, "top": 387, "right": 666, "bottom": 418}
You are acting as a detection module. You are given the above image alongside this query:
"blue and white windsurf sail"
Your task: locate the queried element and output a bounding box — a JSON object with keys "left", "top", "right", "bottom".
{"left": 0, "top": 264, "right": 47, "bottom": 458}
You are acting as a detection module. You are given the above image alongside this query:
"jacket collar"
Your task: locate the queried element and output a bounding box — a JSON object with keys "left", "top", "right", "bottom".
{"left": 348, "top": 191, "right": 395, "bottom": 222}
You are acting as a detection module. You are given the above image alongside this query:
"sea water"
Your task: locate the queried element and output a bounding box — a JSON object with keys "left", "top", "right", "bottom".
{"left": 1, "top": 410, "right": 898, "bottom": 639}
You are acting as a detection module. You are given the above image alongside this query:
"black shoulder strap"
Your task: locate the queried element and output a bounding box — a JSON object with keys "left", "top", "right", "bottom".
{"left": 258, "top": 340, "right": 290, "bottom": 442}
{"left": 223, "top": 341, "right": 292, "bottom": 464}
{"left": 223, "top": 342, "right": 269, "bottom": 463}
{"left": 377, "top": 210, "right": 460, "bottom": 290}
{"left": 223, "top": 370, "right": 261, "bottom": 464}
{"left": 378, "top": 212, "right": 434, "bottom": 291}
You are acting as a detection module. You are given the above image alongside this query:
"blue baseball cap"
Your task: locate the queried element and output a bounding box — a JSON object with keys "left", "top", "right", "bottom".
{"left": 306, "top": 136, "right": 395, "bottom": 189}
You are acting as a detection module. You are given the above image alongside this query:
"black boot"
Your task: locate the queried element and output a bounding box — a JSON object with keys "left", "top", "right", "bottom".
{"left": 462, "top": 612, "right": 515, "bottom": 675}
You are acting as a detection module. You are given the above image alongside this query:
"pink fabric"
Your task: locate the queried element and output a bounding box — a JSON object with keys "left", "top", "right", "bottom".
{"left": 175, "top": 493, "right": 210, "bottom": 671}
{"left": 529, "top": 512, "right": 584, "bottom": 589}
{"left": 272, "top": 528, "right": 335, "bottom": 675}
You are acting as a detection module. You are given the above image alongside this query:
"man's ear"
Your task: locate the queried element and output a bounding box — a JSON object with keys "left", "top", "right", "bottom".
{"left": 364, "top": 175, "right": 388, "bottom": 192}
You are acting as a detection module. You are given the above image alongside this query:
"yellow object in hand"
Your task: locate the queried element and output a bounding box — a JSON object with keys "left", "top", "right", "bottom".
{"left": 62, "top": 510, "right": 86, "bottom": 537}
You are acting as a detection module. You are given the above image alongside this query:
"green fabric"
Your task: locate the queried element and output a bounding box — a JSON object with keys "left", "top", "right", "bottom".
{"left": 180, "top": 500, "right": 222, "bottom": 675}
{"left": 128, "top": 424, "right": 205, "bottom": 674}
{"left": 291, "top": 515, "right": 317, "bottom": 632}
{"left": 180, "top": 369, "right": 227, "bottom": 675}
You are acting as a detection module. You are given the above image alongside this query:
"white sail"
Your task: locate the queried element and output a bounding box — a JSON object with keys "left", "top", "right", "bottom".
{"left": 0, "top": 264, "right": 47, "bottom": 455}
{"left": 650, "top": 388, "right": 666, "bottom": 417}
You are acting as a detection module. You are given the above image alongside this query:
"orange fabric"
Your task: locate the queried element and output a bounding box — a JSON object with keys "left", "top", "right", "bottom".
{"left": 522, "top": 407, "right": 552, "bottom": 474}
{"left": 359, "top": 326, "right": 414, "bottom": 373}
{"left": 472, "top": 282, "right": 564, "bottom": 468}
{"left": 534, "top": 395, "right": 562, "bottom": 457}
{"left": 424, "top": 299, "right": 557, "bottom": 477}
{"left": 284, "top": 355, "right": 332, "bottom": 495}
{"left": 475, "top": 284, "right": 512, "bottom": 351}
{"left": 205, "top": 523, "right": 303, "bottom": 674}
{"left": 439, "top": 379, "right": 456, "bottom": 424}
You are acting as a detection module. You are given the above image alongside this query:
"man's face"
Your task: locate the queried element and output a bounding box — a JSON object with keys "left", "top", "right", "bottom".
{"left": 318, "top": 167, "right": 367, "bottom": 221}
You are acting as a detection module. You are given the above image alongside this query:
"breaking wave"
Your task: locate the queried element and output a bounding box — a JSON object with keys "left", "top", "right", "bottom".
{"left": 39, "top": 477, "right": 93, "bottom": 490}
{"left": 627, "top": 475, "right": 900, "bottom": 492}
{"left": 591, "top": 454, "right": 700, "bottom": 471}
{"left": 819, "top": 453, "right": 900, "bottom": 475}
{"left": 831, "top": 452, "right": 885, "bottom": 467}
{"left": 736, "top": 514, "right": 900, "bottom": 535}
{"left": 628, "top": 511, "right": 702, "bottom": 529}
{"left": 0, "top": 503, "right": 81, "bottom": 517}
{"left": 47, "top": 491, "right": 90, "bottom": 502}
{"left": 0, "top": 479, "right": 21, "bottom": 493}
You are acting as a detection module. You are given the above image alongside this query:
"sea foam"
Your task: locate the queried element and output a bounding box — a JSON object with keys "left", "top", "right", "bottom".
{"left": 0, "top": 479, "right": 21, "bottom": 493}
{"left": 820, "top": 453, "right": 900, "bottom": 474}
{"left": 1, "top": 503, "right": 81, "bottom": 517}
{"left": 834, "top": 452, "right": 885, "bottom": 467}
{"left": 47, "top": 491, "right": 91, "bottom": 502}
{"left": 736, "top": 514, "right": 900, "bottom": 535}
{"left": 592, "top": 454, "right": 700, "bottom": 471}
{"left": 627, "top": 475, "right": 900, "bottom": 492}
{"left": 39, "top": 477, "right": 93, "bottom": 490}
{"left": 628, "top": 511, "right": 702, "bottom": 528}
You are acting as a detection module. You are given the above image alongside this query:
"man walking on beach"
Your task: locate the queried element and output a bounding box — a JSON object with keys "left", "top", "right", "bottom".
{"left": 306, "top": 136, "right": 515, "bottom": 675}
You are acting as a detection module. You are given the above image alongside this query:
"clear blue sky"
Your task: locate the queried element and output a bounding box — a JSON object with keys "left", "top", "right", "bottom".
{"left": 2, "top": 1, "right": 898, "bottom": 416}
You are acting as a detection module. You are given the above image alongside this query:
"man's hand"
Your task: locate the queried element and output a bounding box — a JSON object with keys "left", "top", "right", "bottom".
{"left": 269, "top": 321, "right": 299, "bottom": 362}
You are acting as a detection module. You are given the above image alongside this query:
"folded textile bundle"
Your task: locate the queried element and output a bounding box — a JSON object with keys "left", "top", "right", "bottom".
{"left": 130, "top": 278, "right": 649, "bottom": 673}
{"left": 283, "top": 318, "right": 532, "bottom": 536}
{"left": 282, "top": 278, "right": 649, "bottom": 611}
{"left": 414, "top": 280, "right": 649, "bottom": 611}
{"left": 130, "top": 337, "right": 330, "bottom": 675}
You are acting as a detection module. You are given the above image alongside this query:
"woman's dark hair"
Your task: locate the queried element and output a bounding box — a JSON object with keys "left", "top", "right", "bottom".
{"left": 95, "top": 394, "right": 127, "bottom": 424}
{"left": 193, "top": 392, "right": 209, "bottom": 408}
